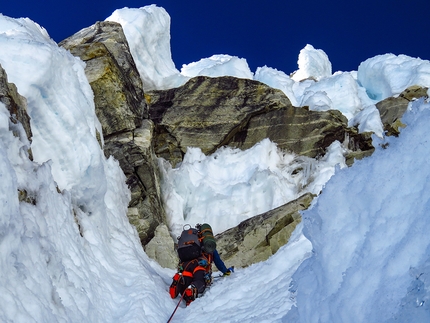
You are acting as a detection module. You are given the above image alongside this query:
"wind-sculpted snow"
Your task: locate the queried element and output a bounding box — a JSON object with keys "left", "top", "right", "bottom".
{"left": 286, "top": 99, "right": 430, "bottom": 323}
{"left": 106, "top": 5, "right": 188, "bottom": 91}
{"left": 181, "top": 54, "right": 254, "bottom": 79}
{"left": 291, "top": 44, "right": 332, "bottom": 82}
{"left": 0, "top": 14, "right": 105, "bottom": 213}
{"left": 0, "top": 15, "right": 172, "bottom": 323}
{"left": 358, "top": 54, "right": 430, "bottom": 101}
{"left": 160, "top": 139, "right": 347, "bottom": 238}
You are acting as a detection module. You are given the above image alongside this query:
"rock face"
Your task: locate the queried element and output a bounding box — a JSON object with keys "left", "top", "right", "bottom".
{"left": 215, "top": 193, "right": 315, "bottom": 268}
{"left": 0, "top": 64, "right": 35, "bottom": 204}
{"left": 60, "top": 22, "right": 165, "bottom": 245}
{"left": 147, "top": 76, "right": 374, "bottom": 167}
{"left": 60, "top": 21, "right": 147, "bottom": 136}
{"left": 102, "top": 120, "right": 166, "bottom": 244}
{"left": 148, "top": 76, "right": 289, "bottom": 164}
{"left": 376, "top": 85, "right": 429, "bottom": 137}
{"left": 0, "top": 63, "right": 32, "bottom": 148}
{"left": 144, "top": 223, "right": 178, "bottom": 269}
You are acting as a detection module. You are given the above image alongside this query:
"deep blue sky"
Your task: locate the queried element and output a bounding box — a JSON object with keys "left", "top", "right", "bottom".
{"left": 2, "top": 1, "right": 429, "bottom": 74}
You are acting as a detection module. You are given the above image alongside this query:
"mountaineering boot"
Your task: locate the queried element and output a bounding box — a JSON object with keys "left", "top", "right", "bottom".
{"left": 183, "top": 285, "right": 197, "bottom": 306}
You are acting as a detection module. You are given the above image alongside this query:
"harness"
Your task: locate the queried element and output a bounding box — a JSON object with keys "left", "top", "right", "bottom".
{"left": 179, "top": 252, "right": 213, "bottom": 285}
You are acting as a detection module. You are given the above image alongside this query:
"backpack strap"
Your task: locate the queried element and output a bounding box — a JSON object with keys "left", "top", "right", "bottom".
{"left": 182, "top": 271, "right": 193, "bottom": 278}
{"left": 202, "top": 252, "right": 213, "bottom": 264}
{"left": 193, "top": 266, "right": 206, "bottom": 274}
{"left": 181, "top": 259, "right": 206, "bottom": 278}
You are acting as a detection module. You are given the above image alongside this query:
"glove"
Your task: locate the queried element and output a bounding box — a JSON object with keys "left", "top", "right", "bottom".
{"left": 223, "top": 266, "right": 234, "bottom": 276}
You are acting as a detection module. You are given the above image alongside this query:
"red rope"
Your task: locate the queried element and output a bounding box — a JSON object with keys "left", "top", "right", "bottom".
{"left": 167, "top": 292, "right": 185, "bottom": 323}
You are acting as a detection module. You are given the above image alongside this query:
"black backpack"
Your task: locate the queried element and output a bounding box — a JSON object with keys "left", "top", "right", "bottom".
{"left": 177, "top": 225, "right": 202, "bottom": 262}
{"left": 177, "top": 224, "right": 217, "bottom": 262}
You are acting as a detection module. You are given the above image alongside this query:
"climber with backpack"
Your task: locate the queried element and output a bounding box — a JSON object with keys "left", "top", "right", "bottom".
{"left": 169, "top": 223, "right": 233, "bottom": 306}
